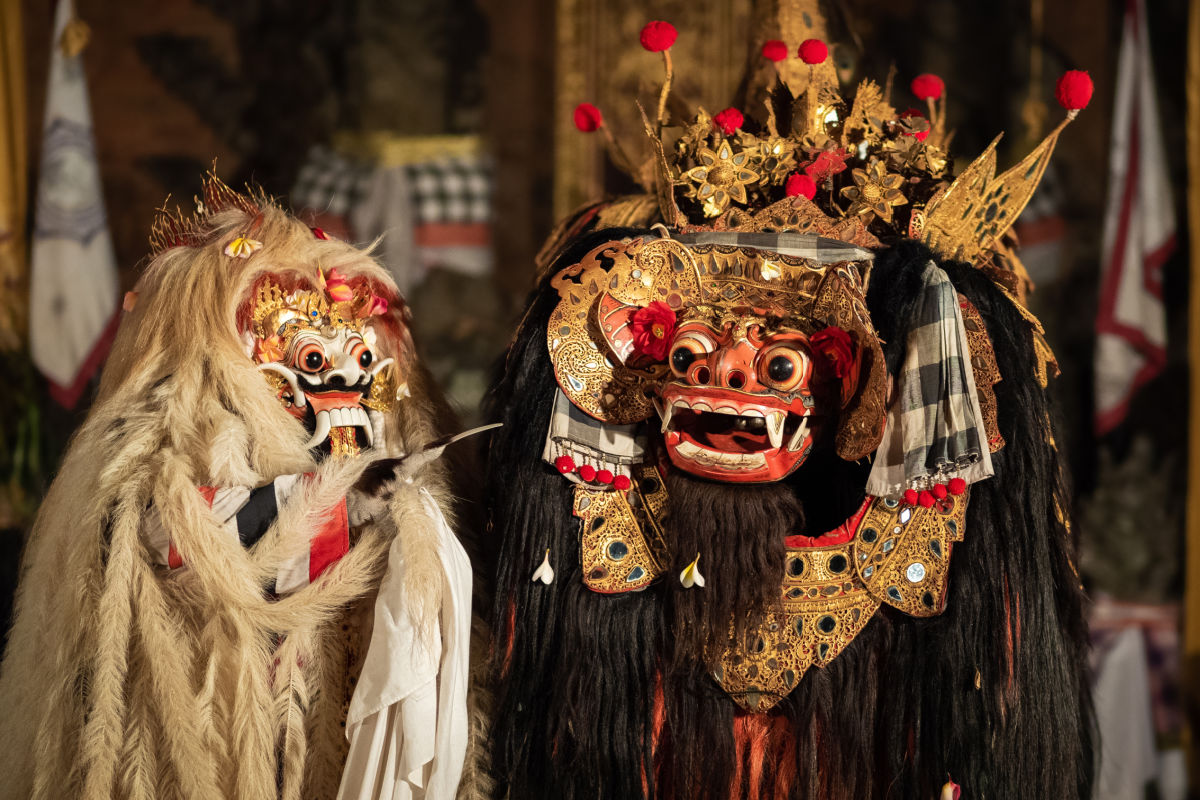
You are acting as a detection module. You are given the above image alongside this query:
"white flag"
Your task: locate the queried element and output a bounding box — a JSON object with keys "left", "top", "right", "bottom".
{"left": 29, "top": 0, "right": 119, "bottom": 408}
{"left": 1094, "top": 0, "right": 1176, "bottom": 435}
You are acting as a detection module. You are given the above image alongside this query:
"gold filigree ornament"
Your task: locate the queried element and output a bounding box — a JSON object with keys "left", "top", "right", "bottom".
{"left": 749, "top": 136, "right": 798, "bottom": 187}
{"left": 573, "top": 464, "right": 669, "bottom": 593}
{"left": 919, "top": 117, "right": 1071, "bottom": 264}
{"left": 716, "top": 491, "right": 969, "bottom": 712}
{"left": 684, "top": 140, "right": 760, "bottom": 218}
{"left": 361, "top": 361, "right": 400, "bottom": 414}
{"left": 715, "top": 538, "right": 879, "bottom": 713}
{"left": 840, "top": 160, "right": 908, "bottom": 223}
{"left": 251, "top": 277, "right": 370, "bottom": 350}
{"left": 958, "top": 296, "right": 1005, "bottom": 453}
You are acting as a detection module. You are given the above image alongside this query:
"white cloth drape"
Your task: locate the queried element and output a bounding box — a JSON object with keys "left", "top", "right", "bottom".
{"left": 337, "top": 488, "right": 471, "bottom": 800}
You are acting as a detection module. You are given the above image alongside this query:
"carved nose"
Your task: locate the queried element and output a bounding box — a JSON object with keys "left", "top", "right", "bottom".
{"left": 710, "top": 348, "right": 751, "bottom": 390}
{"left": 328, "top": 374, "right": 346, "bottom": 387}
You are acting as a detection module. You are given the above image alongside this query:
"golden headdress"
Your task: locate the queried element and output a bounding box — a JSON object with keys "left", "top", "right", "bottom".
{"left": 567, "top": 19, "right": 1093, "bottom": 288}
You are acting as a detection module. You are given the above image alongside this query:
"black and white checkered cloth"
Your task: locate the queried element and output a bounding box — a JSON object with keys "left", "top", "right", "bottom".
{"left": 408, "top": 158, "right": 491, "bottom": 224}
{"left": 865, "top": 261, "right": 994, "bottom": 497}
{"left": 291, "top": 146, "right": 374, "bottom": 217}
{"left": 674, "top": 231, "right": 874, "bottom": 263}
{"left": 291, "top": 146, "right": 492, "bottom": 225}
{"left": 542, "top": 389, "right": 645, "bottom": 482}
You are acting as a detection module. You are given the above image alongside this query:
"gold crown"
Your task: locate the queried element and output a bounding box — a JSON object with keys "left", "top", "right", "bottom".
{"left": 582, "top": 23, "right": 1091, "bottom": 274}
{"left": 250, "top": 276, "right": 369, "bottom": 345}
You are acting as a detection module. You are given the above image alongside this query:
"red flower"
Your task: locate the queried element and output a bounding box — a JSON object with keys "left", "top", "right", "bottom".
{"left": 712, "top": 107, "right": 744, "bottom": 135}
{"left": 574, "top": 102, "right": 603, "bottom": 132}
{"left": 762, "top": 39, "right": 788, "bottom": 62}
{"left": 810, "top": 326, "right": 854, "bottom": 379}
{"left": 366, "top": 294, "right": 388, "bottom": 316}
{"left": 785, "top": 173, "right": 817, "bottom": 199}
{"left": 321, "top": 267, "right": 354, "bottom": 302}
{"left": 798, "top": 38, "right": 828, "bottom": 65}
{"left": 631, "top": 301, "right": 677, "bottom": 361}
{"left": 911, "top": 73, "right": 945, "bottom": 101}
{"left": 640, "top": 20, "right": 677, "bottom": 52}
{"left": 803, "top": 148, "right": 849, "bottom": 183}
{"left": 1055, "top": 70, "right": 1093, "bottom": 111}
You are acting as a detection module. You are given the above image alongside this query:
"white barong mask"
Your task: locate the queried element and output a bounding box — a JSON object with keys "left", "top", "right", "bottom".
{"left": 249, "top": 270, "right": 402, "bottom": 458}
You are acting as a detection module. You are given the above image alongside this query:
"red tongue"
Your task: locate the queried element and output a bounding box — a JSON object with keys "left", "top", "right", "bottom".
{"left": 676, "top": 410, "right": 774, "bottom": 452}
{"left": 699, "top": 429, "right": 773, "bottom": 452}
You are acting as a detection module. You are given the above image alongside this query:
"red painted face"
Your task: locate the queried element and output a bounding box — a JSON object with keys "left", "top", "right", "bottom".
{"left": 656, "top": 318, "right": 826, "bottom": 483}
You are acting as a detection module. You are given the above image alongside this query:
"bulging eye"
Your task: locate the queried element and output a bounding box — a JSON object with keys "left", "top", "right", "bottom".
{"left": 669, "top": 333, "right": 714, "bottom": 378}
{"left": 758, "top": 345, "right": 808, "bottom": 392}
{"left": 349, "top": 340, "right": 373, "bottom": 369}
{"left": 671, "top": 347, "right": 695, "bottom": 373}
{"left": 296, "top": 342, "right": 327, "bottom": 373}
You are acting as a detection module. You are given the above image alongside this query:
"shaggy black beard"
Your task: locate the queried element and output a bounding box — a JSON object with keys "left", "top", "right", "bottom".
{"left": 662, "top": 471, "right": 798, "bottom": 668}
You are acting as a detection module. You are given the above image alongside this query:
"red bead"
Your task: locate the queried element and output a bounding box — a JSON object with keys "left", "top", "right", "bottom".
{"left": 762, "top": 40, "right": 788, "bottom": 62}
{"left": 797, "top": 38, "right": 827, "bottom": 65}
{"left": 596, "top": 469, "right": 614, "bottom": 484}
{"left": 613, "top": 475, "right": 632, "bottom": 491}
{"left": 933, "top": 483, "right": 948, "bottom": 500}
{"left": 712, "top": 107, "right": 744, "bottom": 135}
{"left": 310, "top": 226, "right": 328, "bottom": 240}
{"left": 573, "top": 103, "right": 603, "bottom": 132}
{"left": 918, "top": 491, "right": 935, "bottom": 508}
{"left": 1055, "top": 69, "right": 1093, "bottom": 111}
{"left": 554, "top": 456, "right": 575, "bottom": 474}
{"left": 578, "top": 465, "right": 596, "bottom": 482}
{"left": 949, "top": 477, "right": 967, "bottom": 495}
{"left": 640, "top": 20, "right": 677, "bottom": 53}
{"left": 785, "top": 173, "right": 816, "bottom": 200}
{"left": 903, "top": 489, "right": 919, "bottom": 506}
{"left": 910, "top": 73, "right": 945, "bottom": 101}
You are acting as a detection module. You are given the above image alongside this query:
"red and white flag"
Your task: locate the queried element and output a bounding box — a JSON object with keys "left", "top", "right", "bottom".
{"left": 1094, "top": 0, "right": 1177, "bottom": 435}
{"left": 29, "top": 0, "right": 119, "bottom": 408}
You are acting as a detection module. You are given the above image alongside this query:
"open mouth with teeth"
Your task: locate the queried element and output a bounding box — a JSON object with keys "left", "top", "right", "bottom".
{"left": 656, "top": 390, "right": 817, "bottom": 483}
{"left": 277, "top": 386, "right": 378, "bottom": 452}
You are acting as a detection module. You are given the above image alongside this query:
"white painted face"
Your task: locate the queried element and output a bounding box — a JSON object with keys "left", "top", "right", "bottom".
{"left": 257, "top": 323, "right": 394, "bottom": 451}
{"left": 287, "top": 327, "right": 375, "bottom": 392}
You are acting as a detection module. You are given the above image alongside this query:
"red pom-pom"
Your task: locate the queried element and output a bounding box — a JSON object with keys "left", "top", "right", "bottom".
{"left": 613, "top": 474, "right": 632, "bottom": 491}
{"left": 578, "top": 464, "right": 597, "bottom": 482}
{"left": 785, "top": 173, "right": 817, "bottom": 199}
{"left": 640, "top": 20, "right": 677, "bottom": 52}
{"left": 798, "top": 38, "right": 827, "bottom": 65}
{"left": 1055, "top": 69, "right": 1093, "bottom": 111}
{"left": 713, "top": 107, "right": 744, "bottom": 135}
{"left": 918, "top": 490, "right": 936, "bottom": 508}
{"left": 762, "top": 40, "right": 788, "bottom": 62}
{"left": 932, "top": 483, "right": 948, "bottom": 500}
{"left": 904, "top": 489, "right": 919, "bottom": 506}
{"left": 596, "top": 469, "right": 614, "bottom": 484}
{"left": 949, "top": 477, "right": 967, "bottom": 496}
{"left": 311, "top": 227, "right": 328, "bottom": 240}
{"left": 911, "top": 73, "right": 945, "bottom": 101}
{"left": 573, "top": 102, "right": 603, "bottom": 132}
{"left": 554, "top": 455, "right": 575, "bottom": 474}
